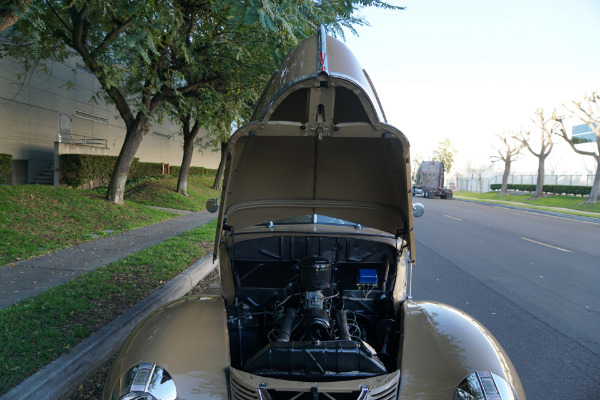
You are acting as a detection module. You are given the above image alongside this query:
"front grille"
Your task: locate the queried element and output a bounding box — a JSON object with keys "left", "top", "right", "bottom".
{"left": 229, "top": 367, "right": 400, "bottom": 400}
{"left": 268, "top": 390, "right": 361, "bottom": 400}
{"left": 230, "top": 372, "right": 260, "bottom": 400}
{"left": 371, "top": 382, "right": 398, "bottom": 400}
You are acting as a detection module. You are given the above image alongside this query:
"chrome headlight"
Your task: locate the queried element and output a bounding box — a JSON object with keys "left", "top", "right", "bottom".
{"left": 454, "top": 371, "right": 519, "bottom": 400}
{"left": 112, "top": 363, "right": 177, "bottom": 400}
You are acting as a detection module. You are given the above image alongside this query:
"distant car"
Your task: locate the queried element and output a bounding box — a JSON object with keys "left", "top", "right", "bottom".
{"left": 104, "top": 27, "right": 525, "bottom": 400}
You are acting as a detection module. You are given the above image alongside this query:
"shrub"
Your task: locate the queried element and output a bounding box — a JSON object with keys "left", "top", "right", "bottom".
{"left": 59, "top": 154, "right": 216, "bottom": 188}
{"left": 60, "top": 154, "right": 119, "bottom": 187}
{"left": 0, "top": 153, "right": 12, "bottom": 183}
{"left": 489, "top": 183, "right": 591, "bottom": 196}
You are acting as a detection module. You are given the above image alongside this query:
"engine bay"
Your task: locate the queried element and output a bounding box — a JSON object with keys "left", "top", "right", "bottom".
{"left": 226, "top": 235, "right": 402, "bottom": 380}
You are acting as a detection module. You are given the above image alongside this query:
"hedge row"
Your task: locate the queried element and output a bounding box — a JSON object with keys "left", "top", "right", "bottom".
{"left": 490, "top": 183, "right": 592, "bottom": 196}
{"left": 0, "top": 153, "right": 12, "bottom": 183}
{"left": 59, "top": 154, "right": 216, "bottom": 188}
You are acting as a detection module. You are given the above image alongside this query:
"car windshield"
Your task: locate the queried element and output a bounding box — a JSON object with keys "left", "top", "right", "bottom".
{"left": 264, "top": 214, "right": 361, "bottom": 227}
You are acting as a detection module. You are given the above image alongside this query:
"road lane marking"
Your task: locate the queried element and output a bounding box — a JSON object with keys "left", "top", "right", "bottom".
{"left": 444, "top": 214, "right": 462, "bottom": 221}
{"left": 520, "top": 237, "right": 573, "bottom": 253}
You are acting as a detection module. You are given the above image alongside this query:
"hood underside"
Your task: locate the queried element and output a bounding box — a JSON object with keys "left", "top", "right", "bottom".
{"left": 216, "top": 28, "right": 414, "bottom": 250}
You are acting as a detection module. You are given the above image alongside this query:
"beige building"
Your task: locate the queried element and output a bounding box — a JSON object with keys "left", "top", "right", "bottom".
{"left": 0, "top": 56, "right": 220, "bottom": 185}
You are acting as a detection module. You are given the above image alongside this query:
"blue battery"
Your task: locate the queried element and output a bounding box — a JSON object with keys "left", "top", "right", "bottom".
{"left": 358, "top": 269, "right": 378, "bottom": 284}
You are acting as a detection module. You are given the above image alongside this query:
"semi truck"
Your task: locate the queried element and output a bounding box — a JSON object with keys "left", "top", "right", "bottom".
{"left": 412, "top": 161, "right": 453, "bottom": 199}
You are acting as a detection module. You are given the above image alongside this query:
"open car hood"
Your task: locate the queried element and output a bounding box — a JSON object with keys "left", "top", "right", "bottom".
{"left": 215, "top": 27, "right": 414, "bottom": 255}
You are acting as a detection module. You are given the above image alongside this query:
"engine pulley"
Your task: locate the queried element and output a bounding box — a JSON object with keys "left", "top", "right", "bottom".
{"left": 303, "top": 308, "right": 331, "bottom": 342}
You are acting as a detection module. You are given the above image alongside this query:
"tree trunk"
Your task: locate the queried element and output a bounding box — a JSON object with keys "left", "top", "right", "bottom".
{"left": 177, "top": 121, "right": 201, "bottom": 196}
{"left": 501, "top": 160, "right": 511, "bottom": 195}
{"left": 584, "top": 158, "right": 600, "bottom": 204}
{"left": 0, "top": 1, "right": 31, "bottom": 33}
{"left": 177, "top": 151, "right": 191, "bottom": 196}
{"left": 212, "top": 141, "right": 228, "bottom": 191}
{"left": 532, "top": 156, "right": 545, "bottom": 199}
{"left": 106, "top": 121, "right": 148, "bottom": 204}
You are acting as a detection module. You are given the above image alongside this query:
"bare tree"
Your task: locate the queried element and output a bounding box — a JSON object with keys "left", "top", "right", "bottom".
{"left": 467, "top": 163, "right": 489, "bottom": 193}
{"left": 491, "top": 131, "right": 525, "bottom": 195}
{"left": 411, "top": 153, "right": 423, "bottom": 182}
{"left": 516, "top": 109, "right": 557, "bottom": 199}
{"left": 553, "top": 92, "right": 600, "bottom": 204}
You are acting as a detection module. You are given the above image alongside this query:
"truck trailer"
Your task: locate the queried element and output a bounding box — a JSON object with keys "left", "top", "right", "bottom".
{"left": 412, "top": 160, "right": 453, "bottom": 199}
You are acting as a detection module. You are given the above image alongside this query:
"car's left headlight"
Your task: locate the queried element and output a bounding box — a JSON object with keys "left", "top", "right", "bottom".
{"left": 454, "top": 371, "right": 519, "bottom": 400}
{"left": 111, "top": 363, "right": 177, "bottom": 400}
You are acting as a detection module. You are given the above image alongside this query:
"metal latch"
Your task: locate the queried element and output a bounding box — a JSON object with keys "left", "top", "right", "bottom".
{"left": 357, "top": 385, "right": 370, "bottom": 400}
{"left": 257, "top": 382, "right": 272, "bottom": 400}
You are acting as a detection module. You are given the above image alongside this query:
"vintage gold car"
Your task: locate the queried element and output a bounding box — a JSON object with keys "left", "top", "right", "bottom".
{"left": 103, "top": 27, "right": 526, "bottom": 400}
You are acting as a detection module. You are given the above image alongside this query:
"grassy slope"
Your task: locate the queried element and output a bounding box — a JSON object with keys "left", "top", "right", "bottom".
{"left": 0, "top": 176, "right": 220, "bottom": 265}
{"left": 124, "top": 176, "right": 218, "bottom": 211}
{"left": 0, "top": 176, "right": 220, "bottom": 394}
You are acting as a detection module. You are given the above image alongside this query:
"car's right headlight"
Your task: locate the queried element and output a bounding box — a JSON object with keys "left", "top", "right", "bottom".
{"left": 112, "top": 363, "right": 177, "bottom": 400}
{"left": 454, "top": 371, "right": 520, "bottom": 400}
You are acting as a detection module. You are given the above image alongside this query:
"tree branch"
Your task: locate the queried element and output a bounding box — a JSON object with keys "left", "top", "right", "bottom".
{"left": 92, "top": 17, "right": 134, "bottom": 57}
{"left": 68, "top": 3, "right": 135, "bottom": 127}
{"left": 553, "top": 116, "right": 599, "bottom": 158}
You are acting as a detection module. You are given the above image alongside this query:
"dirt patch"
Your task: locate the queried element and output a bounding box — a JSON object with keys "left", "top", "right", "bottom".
{"left": 67, "top": 270, "right": 221, "bottom": 399}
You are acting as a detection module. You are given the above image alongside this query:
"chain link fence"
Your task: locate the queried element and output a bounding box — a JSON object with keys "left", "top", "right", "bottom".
{"left": 457, "top": 174, "right": 595, "bottom": 193}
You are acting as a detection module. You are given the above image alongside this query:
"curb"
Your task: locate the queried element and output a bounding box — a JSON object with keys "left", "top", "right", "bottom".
{"left": 1, "top": 253, "right": 218, "bottom": 400}
{"left": 455, "top": 198, "right": 600, "bottom": 224}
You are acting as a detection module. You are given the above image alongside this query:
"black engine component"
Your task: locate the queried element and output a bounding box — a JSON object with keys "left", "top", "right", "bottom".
{"left": 299, "top": 256, "right": 332, "bottom": 290}
{"left": 244, "top": 340, "right": 387, "bottom": 377}
{"left": 337, "top": 310, "right": 351, "bottom": 341}
{"left": 303, "top": 308, "right": 331, "bottom": 342}
{"left": 276, "top": 307, "right": 298, "bottom": 342}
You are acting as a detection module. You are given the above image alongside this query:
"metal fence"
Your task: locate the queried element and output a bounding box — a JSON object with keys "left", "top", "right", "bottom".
{"left": 458, "top": 174, "right": 595, "bottom": 193}
{"left": 57, "top": 132, "right": 107, "bottom": 148}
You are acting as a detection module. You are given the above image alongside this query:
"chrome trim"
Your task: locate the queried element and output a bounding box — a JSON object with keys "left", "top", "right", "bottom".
{"left": 113, "top": 363, "right": 177, "bottom": 400}
{"left": 454, "top": 371, "right": 520, "bottom": 400}
{"left": 318, "top": 25, "right": 329, "bottom": 75}
{"left": 357, "top": 385, "right": 370, "bottom": 400}
{"left": 225, "top": 199, "right": 406, "bottom": 219}
{"left": 257, "top": 382, "right": 273, "bottom": 400}
{"left": 229, "top": 367, "right": 399, "bottom": 400}
{"left": 130, "top": 363, "right": 155, "bottom": 392}
{"left": 407, "top": 258, "right": 414, "bottom": 300}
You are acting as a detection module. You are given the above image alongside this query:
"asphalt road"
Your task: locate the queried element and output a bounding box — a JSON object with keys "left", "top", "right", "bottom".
{"left": 410, "top": 197, "right": 600, "bottom": 400}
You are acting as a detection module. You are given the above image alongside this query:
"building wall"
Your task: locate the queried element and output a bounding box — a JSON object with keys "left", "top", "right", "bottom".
{"left": 0, "top": 56, "right": 220, "bottom": 184}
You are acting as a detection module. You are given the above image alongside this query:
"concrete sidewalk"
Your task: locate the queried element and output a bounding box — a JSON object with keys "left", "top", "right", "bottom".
{"left": 0, "top": 209, "right": 217, "bottom": 309}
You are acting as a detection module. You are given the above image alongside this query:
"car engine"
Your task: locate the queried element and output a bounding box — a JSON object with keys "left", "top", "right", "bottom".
{"left": 226, "top": 238, "right": 401, "bottom": 380}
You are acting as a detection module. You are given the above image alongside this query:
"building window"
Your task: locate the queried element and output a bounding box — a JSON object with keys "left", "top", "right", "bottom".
{"left": 75, "top": 110, "right": 108, "bottom": 124}
{"left": 152, "top": 131, "right": 171, "bottom": 139}
{"left": 75, "top": 63, "right": 95, "bottom": 76}
{"left": 571, "top": 124, "right": 597, "bottom": 144}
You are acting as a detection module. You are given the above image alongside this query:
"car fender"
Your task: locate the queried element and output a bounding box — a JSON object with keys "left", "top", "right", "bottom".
{"left": 398, "top": 300, "right": 525, "bottom": 400}
{"left": 103, "top": 295, "right": 230, "bottom": 400}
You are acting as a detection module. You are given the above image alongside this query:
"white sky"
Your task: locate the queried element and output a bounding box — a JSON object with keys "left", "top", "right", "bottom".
{"left": 343, "top": 0, "right": 600, "bottom": 176}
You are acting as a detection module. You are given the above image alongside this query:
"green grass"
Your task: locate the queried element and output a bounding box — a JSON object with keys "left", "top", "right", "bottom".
{"left": 0, "top": 177, "right": 220, "bottom": 265}
{"left": 0, "top": 220, "right": 217, "bottom": 395}
{"left": 124, "top": 176, "right": 219, "bottom": 211}
{"left": 0, "top": 186, "right": 172, "bottom": 265}
{"left": 454, "top": 191, "right": 600, "bottom": 217}
{"left": 0, "top": 177, "right": 218, "bottom": 395}
{"left": 0, "top": 176, "right": 220, "bottom": 394}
